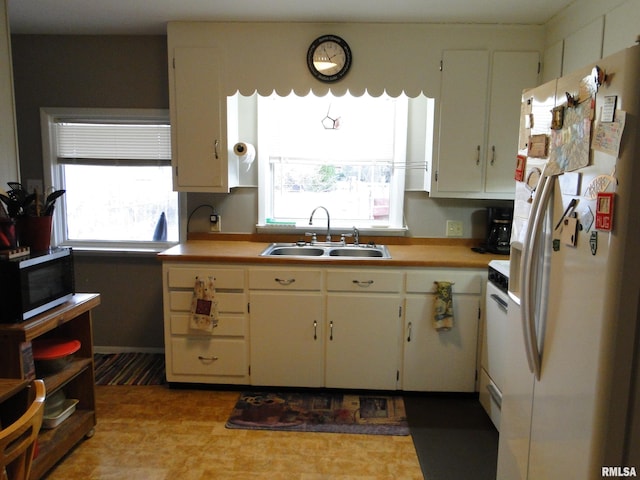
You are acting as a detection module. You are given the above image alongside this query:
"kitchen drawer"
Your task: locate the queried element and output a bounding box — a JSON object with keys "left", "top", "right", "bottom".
{"left": 169, "top": 291, "right": 245, "bottom": 313}
{"left": 479, "top": 368, "right": 501, "bottom": 431}
{"left": 170, "top": 313, "right": 246, "bottom": 336}
{"left": 326, "top": 270, "right": 402, "bottom": 293}
{"left": 167, "top": 266, "right": 245, "bottom": 289}
{"left": 171, "top": 337, "right": 247, "bottom": 376}
{"left": 405, "top": 269, "right": 483, "bottom": 294}
{"left": 249, "top": 268, "right": 322, "bottom": 291}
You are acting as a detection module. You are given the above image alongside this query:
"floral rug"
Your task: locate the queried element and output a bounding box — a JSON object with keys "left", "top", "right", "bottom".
{"left": 225, "top": 391, "right": 409, "bottom": 435}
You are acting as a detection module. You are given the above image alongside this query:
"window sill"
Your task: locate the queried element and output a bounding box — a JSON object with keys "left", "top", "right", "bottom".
{"left": 255, "top": 224, "right": 408, "bottom": 237}
{"left": 60, "top": 242, "right": 178, "bottom": 257}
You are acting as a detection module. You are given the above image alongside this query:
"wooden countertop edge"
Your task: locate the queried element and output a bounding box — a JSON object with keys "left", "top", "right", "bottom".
{"left": 157, "top": 240, "right": 508, "bottom": 269}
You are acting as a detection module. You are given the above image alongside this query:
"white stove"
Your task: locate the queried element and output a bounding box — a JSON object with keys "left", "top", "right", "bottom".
{"left": 480, "top": 259, "right": 510, "bottom": 431}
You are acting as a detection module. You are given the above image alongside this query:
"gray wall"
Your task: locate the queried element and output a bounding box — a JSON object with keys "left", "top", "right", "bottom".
{"left": 12, "top": 35, "right": 168, "bottom": 350}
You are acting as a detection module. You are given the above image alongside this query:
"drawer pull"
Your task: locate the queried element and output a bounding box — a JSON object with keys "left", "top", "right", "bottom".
{"left": 329, "top": 321, "right": 334, "bottom": 341}
{"left": 198, "top": 355, "right": 219, "bottom": 364}
{"left": 313, "top": 320, "right": 318, "bottom": 340}
{"left": 352, "top": 279, "right": 374, "bottom": 287}
{"left": 275, "top": 277, "right": 296, "bottom": 286}
{"left": 407, "top": 321, "right": 412, "bottom": 342}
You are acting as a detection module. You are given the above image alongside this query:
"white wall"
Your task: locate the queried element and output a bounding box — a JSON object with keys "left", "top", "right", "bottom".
{"left": 543, "top": 0, "right": 640, "bottom": 79}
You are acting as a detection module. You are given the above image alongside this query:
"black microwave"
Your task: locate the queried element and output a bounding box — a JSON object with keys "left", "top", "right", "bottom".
{"left": 0, "top": 248, "right": 75, "bottom": 323}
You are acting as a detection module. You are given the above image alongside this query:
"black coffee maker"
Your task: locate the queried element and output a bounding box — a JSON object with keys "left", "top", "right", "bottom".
{"left": 486, "top": 207, "right": 513, "bottom": 254}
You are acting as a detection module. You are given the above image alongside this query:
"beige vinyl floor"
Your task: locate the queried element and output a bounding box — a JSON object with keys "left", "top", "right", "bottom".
{"left": 42, "top": 385, "right": 424, "bottom": 480}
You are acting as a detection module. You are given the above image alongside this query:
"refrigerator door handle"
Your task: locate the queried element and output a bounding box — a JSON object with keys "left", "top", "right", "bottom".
{"left": 521, "top": 174, "right": 555, "bottom": 380}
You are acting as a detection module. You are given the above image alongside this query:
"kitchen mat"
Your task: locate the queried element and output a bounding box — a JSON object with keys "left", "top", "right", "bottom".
{"left": 226, "top": 391, "right": 409, "bottom": 435}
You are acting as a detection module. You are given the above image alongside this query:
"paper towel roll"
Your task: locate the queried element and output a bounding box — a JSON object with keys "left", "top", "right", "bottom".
{"left": 233, "top": 142, "right": 256, "bottom": 171}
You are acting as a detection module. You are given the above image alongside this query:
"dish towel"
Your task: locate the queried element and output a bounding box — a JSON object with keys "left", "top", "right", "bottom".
{"left": 189, "top": 276, "right": 219, "bottom": 333}
{"left": 433, "top": 281, "right": 454, "bottom": 331}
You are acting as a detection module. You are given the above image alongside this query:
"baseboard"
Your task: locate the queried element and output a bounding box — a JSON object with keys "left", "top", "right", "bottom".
{"left": 94, "top": 346, "right": 165, "bottom": 354}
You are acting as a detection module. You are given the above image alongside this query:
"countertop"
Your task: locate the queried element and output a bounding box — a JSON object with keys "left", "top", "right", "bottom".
{"left": 157, "top": 238, "right": 508, "bottom": 269}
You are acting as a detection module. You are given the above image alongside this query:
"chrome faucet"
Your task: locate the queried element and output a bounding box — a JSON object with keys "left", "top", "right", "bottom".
{"left": 309, "top": 206, "right": 331, "bottom": 242}
{"left": 352, "top": 226, "right": 360, "bottom": 246}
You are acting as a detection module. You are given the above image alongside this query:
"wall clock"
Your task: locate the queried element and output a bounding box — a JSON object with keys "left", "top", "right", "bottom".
{"left": 307, "top": 35, "right": 352, "bottom": 83}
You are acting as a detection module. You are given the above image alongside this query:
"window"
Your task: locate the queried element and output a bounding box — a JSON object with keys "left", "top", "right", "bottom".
{"left": 256, "top": 92, "right": 408, "bottom": 230}
{"left": 41, "top": 108, "right": 179, "bottom": 251}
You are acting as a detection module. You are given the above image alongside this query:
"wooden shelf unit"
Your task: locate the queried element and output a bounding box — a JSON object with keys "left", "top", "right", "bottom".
{"left": 0, "top": 293, "right": 101, "bottom": 480}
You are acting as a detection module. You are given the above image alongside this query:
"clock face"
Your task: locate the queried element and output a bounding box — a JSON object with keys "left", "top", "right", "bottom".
{"left": 307, "top": 35, "right": 352, "bottom": 83}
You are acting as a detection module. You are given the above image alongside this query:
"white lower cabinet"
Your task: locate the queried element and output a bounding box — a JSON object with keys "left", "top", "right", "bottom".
{"left": 402, "top": 268, "right": 484, "bottom": 392}
{"left": 162, "top": 260, "right": 485, "bottom": 392}
{"left": 162, "top": 263, "right": 249, "bottom": 384}
{"left": 248, "top": 268, "right": 324, "bottom": 387}
{"left": 325, "top": 269, "right": 402, "bottom": 390}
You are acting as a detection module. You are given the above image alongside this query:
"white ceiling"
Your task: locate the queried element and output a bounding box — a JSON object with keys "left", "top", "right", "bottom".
{"left": 7, "top": 0, "right": 575, "bottom": 35}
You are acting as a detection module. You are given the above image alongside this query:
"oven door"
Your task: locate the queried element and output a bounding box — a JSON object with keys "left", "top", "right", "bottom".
{"left": 480, "top": 280, "right": 509, "bottom": 430}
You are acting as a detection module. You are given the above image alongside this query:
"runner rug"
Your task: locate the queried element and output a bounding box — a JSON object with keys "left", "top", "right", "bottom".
{"left": 94, "top": 352, "right": 166, "bottom": 385}
{"left": 225, "top": 391, "right": 409, "bottom": 435}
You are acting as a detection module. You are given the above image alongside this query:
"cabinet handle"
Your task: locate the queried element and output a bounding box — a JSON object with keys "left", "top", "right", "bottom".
{"left": 275, "top": 278, "right": 296, "bottom": 286}
{"left": 214, "top": 139, "right": 219, "bottom": 159}
{"left": 313, "top": 320, "right": 317, "bottom": 340}
{"left": 329, "top": 321, "right": 334, "bottom": 341}
{"left": 198, "top": 355, "right": 219, "bottom": 364}
{"left": 490, "top": 145, "right": 496, "bottom": 165}
{"left": 407, "top": 321, "right": 412, "bottom": 342}
{"left": 476, "top": 145, "right": 481, "bottom": 165}
{"left": 352, "top": 279, "right": 374, "bottom": 287}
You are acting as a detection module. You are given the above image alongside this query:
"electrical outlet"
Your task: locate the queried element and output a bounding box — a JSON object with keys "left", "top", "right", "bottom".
{"left": 26, "top": 179, "right": 43, "bottom": 195}
{"left": 446, "top": 220, "right": 463, "bottom": 237}
{"left": 210, "top": 214, "right": 221, "bottom": 232}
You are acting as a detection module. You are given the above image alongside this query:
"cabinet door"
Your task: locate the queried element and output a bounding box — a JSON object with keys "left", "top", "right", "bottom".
{"left": 485, "top": 51, "right": 540, "bottom": 194}
{"left": 249, "top": 292, "right": 324, "bottom": 387}
{"left": 436, "top": 50, "right": 489, "bottom": 194}
{"left": 172, "top": 47, "right": 226, "bottom": 191}
{"left": 326, "top": 294, "right": 401, "bottom": 390}
{"left": 403, "top": 294, "right": 480, "bottom": 391}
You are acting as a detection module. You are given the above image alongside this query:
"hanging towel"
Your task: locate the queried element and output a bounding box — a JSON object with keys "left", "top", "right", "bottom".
{"left": 189, "top": 276, "right": 219, "bottom": 333}
{"left": 433, "top": 281, "right": 455, "bottom": 331}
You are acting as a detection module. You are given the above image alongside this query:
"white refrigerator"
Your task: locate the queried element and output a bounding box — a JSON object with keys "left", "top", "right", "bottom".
{"left": 497, "top": 44, "right": 640, "bottom": 480}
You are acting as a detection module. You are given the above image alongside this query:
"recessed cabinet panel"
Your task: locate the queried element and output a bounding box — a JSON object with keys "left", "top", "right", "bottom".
{"left": 169, "top": 291, "right": 245, "bottom": 313}
{"left": 437, "top": 50, "right": 490, "bottom": 194}
{"left": 403, "top": 295, "right": 479, "bottom": 391}
{"left": 433, "top": 49, "right": 539, "bottom": 199}
{"left": 249, "top": 269, "right": 322, "bottom": 291}
{"left": 326, "top": 270, "right": 402, "bottom": 293}
{"left": 326, "top": 294, "right": 401, "bottom": 390}
{"left": 170, "top": 313, "right": 246, "bottom": 336}
{"left": 171, "top": 337, "right": 247, "bottom": 376}
{"left": 168, "top": 267, "right": 245, "bottom": 289}
{"left": 485, "top": 51, "right": 540, "bottom": 193}
{"left": 171, "top": 47, "right": 226, "bottom": 191}
{"left": 249, "top": 292, "right": 324, "bottom": 387}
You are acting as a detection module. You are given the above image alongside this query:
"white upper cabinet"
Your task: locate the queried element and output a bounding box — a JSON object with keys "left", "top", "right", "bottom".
{"left": 168, "top": 45, "right": 239, "bottom": 192}
{"left": 0, "top": 0, "right": 19, "bottom": 183}
{"left": 429, "top": 50, "right": 540, "bottom": 199}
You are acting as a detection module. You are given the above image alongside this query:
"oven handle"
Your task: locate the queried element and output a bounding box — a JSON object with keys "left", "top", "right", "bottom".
{"left": 489, "top": 293, "right": 508, "bottom": 313}
{"left": 486, "top": 382, "right": 502, "bottom": 409}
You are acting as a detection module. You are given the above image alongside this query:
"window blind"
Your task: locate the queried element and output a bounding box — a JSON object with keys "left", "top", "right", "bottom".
{"left": 55, "top": 122, "right": 171, "bottom": 165}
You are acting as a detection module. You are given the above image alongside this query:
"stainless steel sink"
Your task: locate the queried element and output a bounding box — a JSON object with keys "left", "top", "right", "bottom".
{"left": 329, "top": 247, "right": 386, "bottom": 257}
{"left": 260, "top": 243, "right": 391, "bottom": 259}
{"left": 264, "top": 246, "right": 325, "bottom": 256}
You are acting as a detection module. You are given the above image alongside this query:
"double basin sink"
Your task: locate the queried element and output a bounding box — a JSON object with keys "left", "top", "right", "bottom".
{"left": 260, "top": 242, "right": 391, "bottom": 259}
